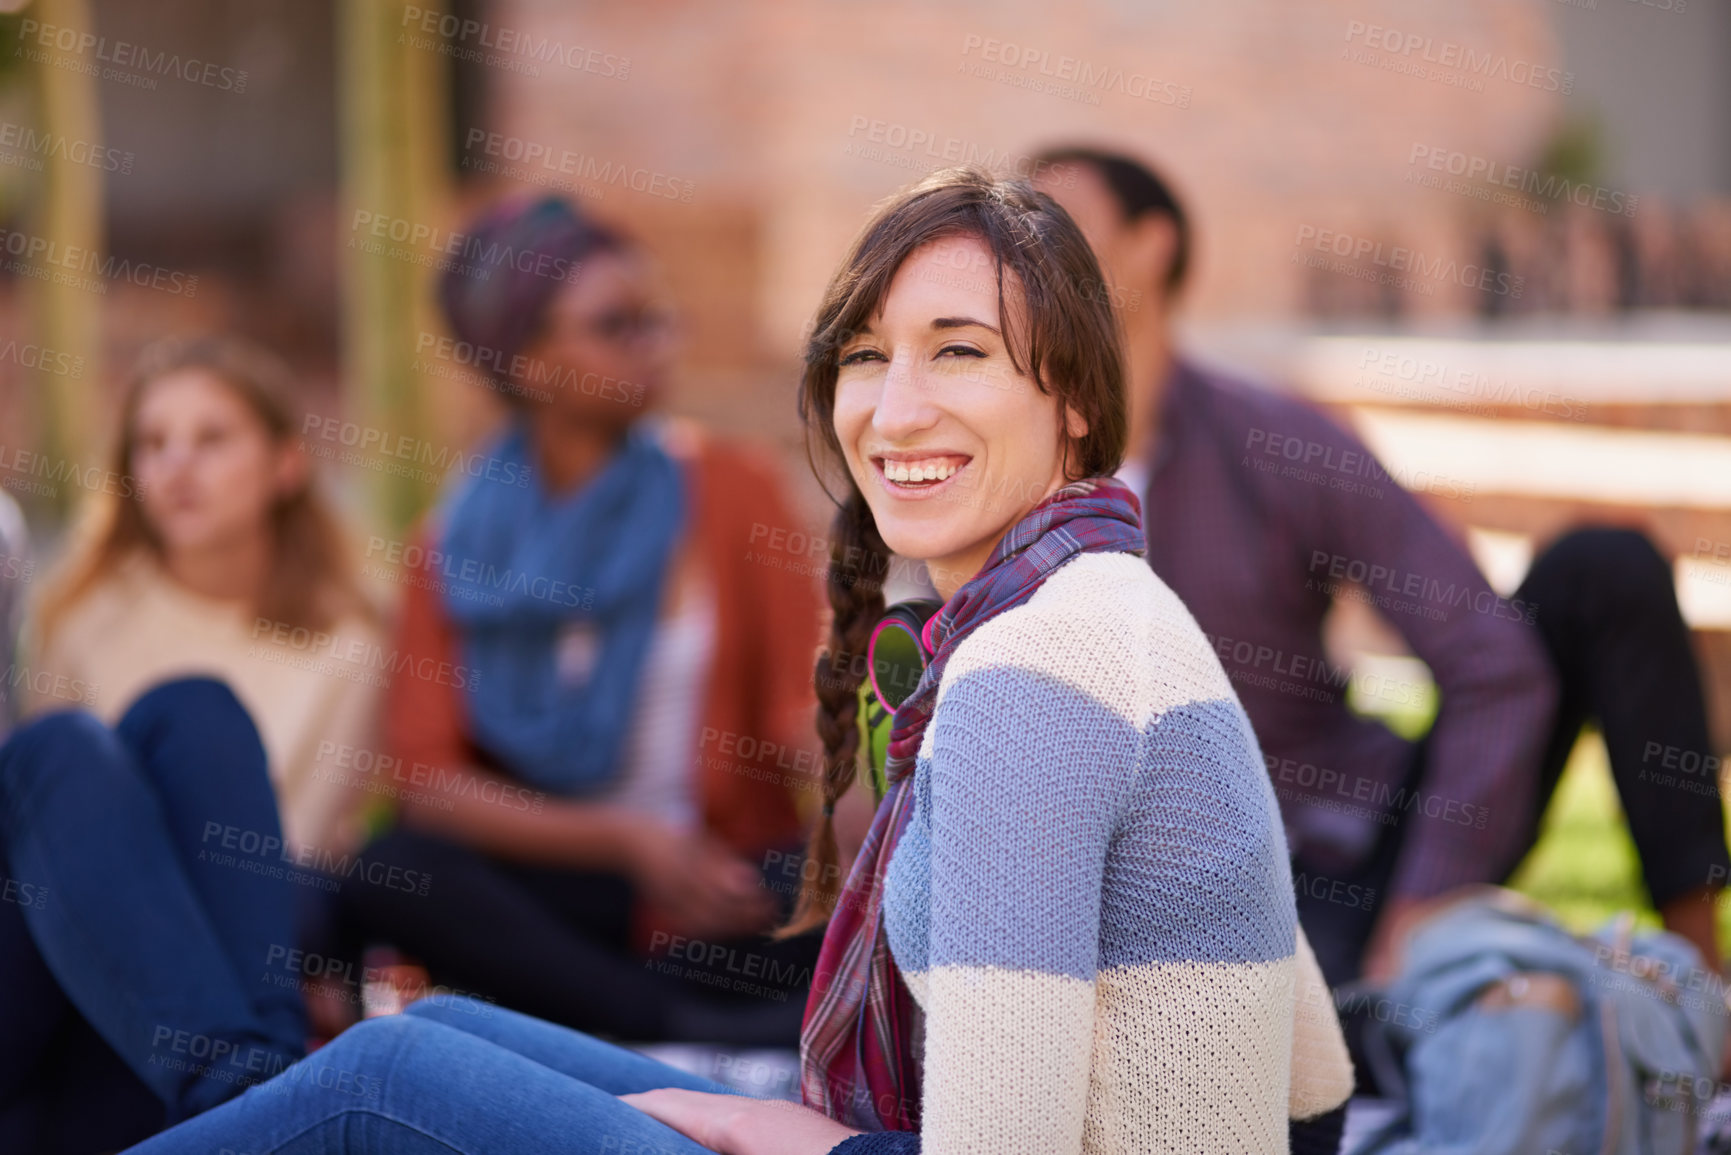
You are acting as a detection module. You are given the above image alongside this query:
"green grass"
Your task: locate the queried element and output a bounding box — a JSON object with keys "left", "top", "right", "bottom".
{"left": 1509, "top": 731, "right": 1731, "bottom": 952}
{"left": 1348, "top": 671, "right": 1731, "bottom": 951}
{"left": 1507, "top": 732, "right": 1661, "bottom": 934}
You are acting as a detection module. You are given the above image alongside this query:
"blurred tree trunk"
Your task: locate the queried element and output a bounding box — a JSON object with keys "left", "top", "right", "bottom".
{"left": 338, "top": 0, "right": 453, "bottom": 535}
{"left": 26, "top": 0, "right": 103, "bottom": 520}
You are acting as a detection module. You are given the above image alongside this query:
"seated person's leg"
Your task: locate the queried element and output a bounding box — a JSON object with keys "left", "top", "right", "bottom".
{"left": 0, "top": 710, "right": 299, "bottom": 1122}
{"left": 35, "top": 1014, "right": 171, "bottom": 1154}
{"left": 336, "top": 825, "right": 670, "bottom": 1038}
{"left": 1517, "top": 527, "right": 1730, "bottom": 963}
{"left": 117, "top": 676, "right": 309, "bottom": 1052}
{"left": 1292, "top": 856, "right": 1383, "bottom": 991}
{"left": 1293, "top": 743, "right": 1423, "bottom": 990}
{"left": 123, "top": 1011, "right": 723, "bottom": 1155}
{"left": 508, "top": 853, "right": 820, "bottom": 1014}
{"left": 346, "top": 825, "right": 788, "bottom": 1042}
{"left": 2, "top": 788, "right": 165, "bottom": 1153}
{"left": 292, "top": 878, "right": 363, "bottom": 1038}
{"left": 0, "top": 888, "right": 71, "bottom": 1150}
{"left": 503, "top": 856, "right": 636, "bottom": 949}
{"left": 404, "top": 995, "right": 732, "bottom": 1094}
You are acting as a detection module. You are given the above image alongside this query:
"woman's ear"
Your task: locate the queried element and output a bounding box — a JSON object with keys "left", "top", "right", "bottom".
{"left": 1064, "top": 405, "right": 1090, "bottom": 441}
{"left": 1056, "top": 405, "right": 1092, "bottom": 482}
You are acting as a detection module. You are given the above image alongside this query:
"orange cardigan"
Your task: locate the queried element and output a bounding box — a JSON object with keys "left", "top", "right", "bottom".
{"left": 385, "top": 432, "right": 824, "bottom": 859}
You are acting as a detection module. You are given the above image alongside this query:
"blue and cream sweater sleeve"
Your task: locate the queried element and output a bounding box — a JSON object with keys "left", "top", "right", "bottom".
{"left": 853, "top": 552, "right": 1352, "bottom": 1154}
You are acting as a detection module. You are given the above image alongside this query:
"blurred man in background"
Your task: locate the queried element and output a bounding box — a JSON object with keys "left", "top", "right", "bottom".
{"left": 1033, "top": 147, "right": 1729, "bottom": 987}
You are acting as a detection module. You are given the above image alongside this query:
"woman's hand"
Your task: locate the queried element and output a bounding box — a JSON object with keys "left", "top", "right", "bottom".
{"left": 621, "top": 1089, "right": 861, "bottom": 1155}
{"left": 624, "top": 823, "right": 776, "bottom": 940}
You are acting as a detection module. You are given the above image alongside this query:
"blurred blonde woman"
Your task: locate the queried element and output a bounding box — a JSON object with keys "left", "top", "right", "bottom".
{"left": 0, "top": 335, "right": 381, "bottom": 1153}
{"left": 30, "top": 335, "right": 383, "bottom": 853}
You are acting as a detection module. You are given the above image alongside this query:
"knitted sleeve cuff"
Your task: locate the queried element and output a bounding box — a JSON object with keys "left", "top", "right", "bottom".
{"left": 828, "top": 1131, "right": 922, "bottom": 1155}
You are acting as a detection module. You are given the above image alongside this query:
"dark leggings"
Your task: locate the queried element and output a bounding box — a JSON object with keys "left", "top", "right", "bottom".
{"left": 0, "top": 678, "right": 306, "bottom": 1154}
{"left": 333, "top": 825, "right": 822, "bottom": 1043}
{"left": 1299, "top": 526, "right": 1731, "bottom": 986}
{"left": 1517, "top": 527, "right": 1728, "bottom": 905}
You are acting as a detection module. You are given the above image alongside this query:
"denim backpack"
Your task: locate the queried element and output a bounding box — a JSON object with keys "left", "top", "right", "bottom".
{"left": 1347, "top": 888, "right": 1726, "bottom": 1155}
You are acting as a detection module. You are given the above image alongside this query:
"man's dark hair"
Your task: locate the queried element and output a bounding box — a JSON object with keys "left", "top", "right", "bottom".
{"left": 1035, "top": 146, "right": 1191, "bottom": 293}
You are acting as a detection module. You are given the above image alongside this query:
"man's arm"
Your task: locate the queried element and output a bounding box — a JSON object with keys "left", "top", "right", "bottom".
{"left": 1268, "top": 398, "right": 1560, "bottom": 901}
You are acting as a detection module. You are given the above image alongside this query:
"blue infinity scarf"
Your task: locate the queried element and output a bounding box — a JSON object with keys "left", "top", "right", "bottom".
{"left": 437, "top": 419, "right": 685, "bottom": 794}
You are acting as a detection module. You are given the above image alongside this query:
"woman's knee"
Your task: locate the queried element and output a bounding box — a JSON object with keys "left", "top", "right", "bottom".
{"left": 116, "top": 676, "right": 268, "bottom": 789}
{"left": 0, "top": 710, "right": 122, "bottom": 821}
{"left": 302, "top": 1013, "right": 428, "bottom": 1076}
{"left": 119, "top": 676, "right": 254, "bottom": 742}
{"left": 304, "top": 1010, "right": 497, "bottom": 1093}
{"left": 403, "top": 993, "right": 496, "bottom": 1029}
{"left": 1529, "top": 527, "right": 1673, "bottom": 605}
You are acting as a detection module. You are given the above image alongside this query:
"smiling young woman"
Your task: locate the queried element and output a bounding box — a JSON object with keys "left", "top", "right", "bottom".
{"left": 755, "top": 168, "right": 1356, "bottom": 1153}
{"left": 121, "top": 170, "right": 1352, "bottom": 1155}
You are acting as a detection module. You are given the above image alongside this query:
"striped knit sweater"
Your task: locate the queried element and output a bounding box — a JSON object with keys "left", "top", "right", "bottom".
{"left": 833, "top": 551, "right": 1354, "bottom": 1154}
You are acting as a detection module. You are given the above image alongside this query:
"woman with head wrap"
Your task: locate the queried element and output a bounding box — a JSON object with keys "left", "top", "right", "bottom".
{"left": 332, "top": 195, "right": 823, "bottom": 1045}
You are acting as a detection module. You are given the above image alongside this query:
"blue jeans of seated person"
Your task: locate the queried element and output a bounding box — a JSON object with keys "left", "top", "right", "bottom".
{"left": 123, "top": 994, "right": 1352, "bottom": 1155}
{"left": 126, "top": 996, "right": 737, "bottom": 1154}
{"left": 0, "top": 678, "right": 308, "bottom": 1153}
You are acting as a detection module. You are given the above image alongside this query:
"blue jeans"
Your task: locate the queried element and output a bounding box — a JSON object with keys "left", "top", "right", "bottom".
{"left": 0, "top": 678, "right": 307, "bottom": 1151}
{"left": 126, "top": 996, "right": 738, "bottom": 1153}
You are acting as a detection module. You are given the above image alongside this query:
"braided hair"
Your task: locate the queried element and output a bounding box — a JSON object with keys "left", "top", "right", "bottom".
{"left": 779, "top": 167, "right": 1128, "bottom": 935}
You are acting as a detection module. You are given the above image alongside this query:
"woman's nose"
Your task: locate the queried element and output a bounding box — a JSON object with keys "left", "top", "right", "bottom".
{"left": 871, "top": 356, "right": 939, "bottom": 439}
{"left": 149, "top": 439, "right": 199, "bottom": 475}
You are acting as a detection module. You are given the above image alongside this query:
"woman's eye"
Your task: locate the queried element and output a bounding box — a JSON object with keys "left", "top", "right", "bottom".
{"left": 937, "top": 344, "right": 986, "bottom": 359}
{"left": 839, "top": 348, "right": 885, "bottom": 366}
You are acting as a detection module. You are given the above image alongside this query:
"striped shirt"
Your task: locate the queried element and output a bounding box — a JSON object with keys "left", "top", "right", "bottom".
{"left": 848, "top": 551, "right": 1352, "bottom": 1153}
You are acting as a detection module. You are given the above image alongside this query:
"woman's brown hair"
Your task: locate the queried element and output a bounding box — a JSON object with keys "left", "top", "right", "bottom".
{"left": 36, "top": 334, "right": 373, "bottom": 648}
{"left": 780, "top": 167, "right": 1129, "bottom": 935}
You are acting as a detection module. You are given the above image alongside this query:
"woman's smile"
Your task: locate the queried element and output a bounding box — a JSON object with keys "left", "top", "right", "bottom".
{"left": 870, "top": 451, "right": 973, "bottom": 498}
{"left": 832, "top": 234, "right": 1086, "bottom": 596}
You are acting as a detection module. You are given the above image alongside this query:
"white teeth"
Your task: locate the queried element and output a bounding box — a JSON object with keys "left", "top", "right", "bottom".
{"left": 883, "top": 458, "right": 962, "bottom": 484}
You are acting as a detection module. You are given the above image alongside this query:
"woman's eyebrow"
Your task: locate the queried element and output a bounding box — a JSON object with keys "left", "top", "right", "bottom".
{"left": 930, "top": 316, "right": 1000, "bottom": 335}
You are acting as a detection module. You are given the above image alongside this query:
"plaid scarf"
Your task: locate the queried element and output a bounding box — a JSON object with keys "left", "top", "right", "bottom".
{"left": 799, "top": 477, "right": 1146, "bottom": 1132}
